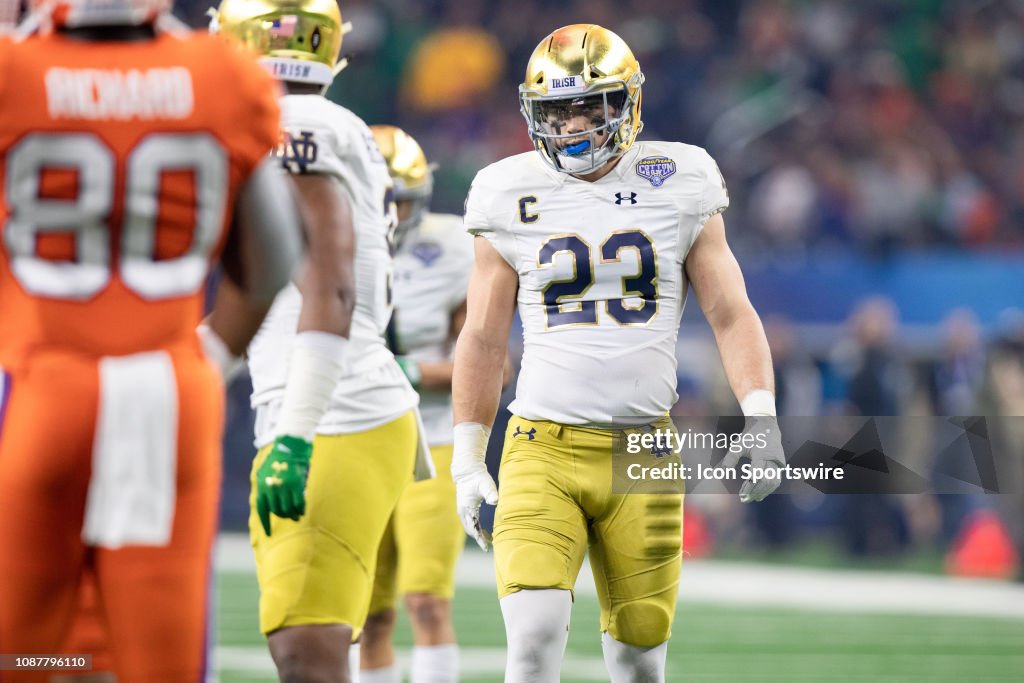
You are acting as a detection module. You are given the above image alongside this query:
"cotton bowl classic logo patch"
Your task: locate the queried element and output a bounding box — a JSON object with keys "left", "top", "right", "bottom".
{"left": 635, "top": 156, "right": 677, "bottom": 187}
{"left": 412, "top": 241, "right": 442, "bottom": 267}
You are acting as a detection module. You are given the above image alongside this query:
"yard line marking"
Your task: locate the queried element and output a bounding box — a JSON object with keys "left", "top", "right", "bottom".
{"left": 215, "top": 645, "right": 608, "bottom": 678}
{"left": 215, "top": 534, "right": 1024, "bottom": 619}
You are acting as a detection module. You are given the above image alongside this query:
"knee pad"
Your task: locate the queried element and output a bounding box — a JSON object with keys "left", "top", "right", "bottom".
{"left": 607, "top": 600, "right": 672, "bottom": 648}
{"left": 497, "top": 543, "right": 571, "bottom": 596}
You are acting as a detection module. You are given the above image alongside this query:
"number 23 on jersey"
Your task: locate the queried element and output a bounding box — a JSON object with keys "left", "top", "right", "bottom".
{"left": 538, "top": 229, "right": 658, "bottom": 329}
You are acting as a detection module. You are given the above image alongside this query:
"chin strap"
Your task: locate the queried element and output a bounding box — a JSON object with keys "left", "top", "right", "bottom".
{"left": 205, "top": 6, "right": 218, "bottom": 32}
{"left": 331, "top": 55, "right": 350, "bottom": 76}
{"left": 330, "top": 21, "right": 353, "bottom": 75}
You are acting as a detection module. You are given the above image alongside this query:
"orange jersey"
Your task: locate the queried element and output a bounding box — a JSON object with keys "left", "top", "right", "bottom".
{"left": 0, "top": 30, "right": 279, "bottom": 681}
{"left": 0, "top": 29, "right": 280, "bottom": 360}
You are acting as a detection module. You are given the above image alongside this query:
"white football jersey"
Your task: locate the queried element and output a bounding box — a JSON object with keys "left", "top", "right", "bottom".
{"left": 465, "top": 141, "right": 729, "bottom": 426}
{"left": 248, "top": 94, "right": 418, "bottom": 445}
{"left": 392, "top": 212, "right": 473, "bottom": 446}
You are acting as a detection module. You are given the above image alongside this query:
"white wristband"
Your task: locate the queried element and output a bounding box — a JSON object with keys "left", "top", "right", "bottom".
{"left": 275, "top": 331, "right": 349, "bottom": 441}
{"left": 741, "top": 389, "right": 777, "bottom": 417}
{"left": 453, "top": 422, "right": 491, "bottom": 464}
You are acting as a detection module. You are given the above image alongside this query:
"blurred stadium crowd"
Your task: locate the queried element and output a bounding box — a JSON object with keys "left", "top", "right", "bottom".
{"left": 168, "top": 0, "right": 1024, "bottom": 572}
{"left": 677, "top": 299, "right": 1024, "bottom": 571}
{"left": 172, "top": 0, "right": 1024, "bottom": 251}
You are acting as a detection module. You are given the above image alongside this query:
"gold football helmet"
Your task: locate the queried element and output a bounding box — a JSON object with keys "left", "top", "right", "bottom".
{"left": 370, "top": 125, "right": 435, "bottom": 237}
{"left": 213, "top": 0, "right": 350, "bottom": 87}
{"left": 519, "top": 24, "right": 644, "bottom": 174}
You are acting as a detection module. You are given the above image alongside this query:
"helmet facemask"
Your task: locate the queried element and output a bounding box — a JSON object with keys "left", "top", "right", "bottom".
{"left": 393, "top": 176, "right": 433, "bottom": 245}
{"left": 520, "top": 75, "right": 641, "bottom": 175}
{"left": 369, "top": 124, "right": 434, "bottom": 245}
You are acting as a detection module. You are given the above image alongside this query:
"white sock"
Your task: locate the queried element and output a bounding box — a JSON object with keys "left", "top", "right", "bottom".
{"left": 348, "top": 643, "right": 362, "bottom": 683}
{"left": 360, "top": 663, "right": 400, "bottom": 683}
{"left": 500, "top": 588, "right": 572, "bottom": 683}
{"left": 601, "top": 632, "right": 668, "bottom": 683}
{"left": 410, "top": 644, "right": 458, "bottom": 683}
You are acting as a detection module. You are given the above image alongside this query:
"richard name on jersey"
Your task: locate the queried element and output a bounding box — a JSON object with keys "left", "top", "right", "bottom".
{"left": 465, "top": 140, "right": 729, "bottom": 426}
{"left": 248, "top": 94, "right": 418, "bottom": 443}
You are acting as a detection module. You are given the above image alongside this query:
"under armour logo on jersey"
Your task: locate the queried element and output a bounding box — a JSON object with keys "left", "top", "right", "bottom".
{"left": 513, "top": 425, "right": 536, "bottom": 440}
{"left": 614, "top": 192, "right": 638, "bottom": 205}
{"left": 275, "top": 129, "right": 319, "bottom": 174}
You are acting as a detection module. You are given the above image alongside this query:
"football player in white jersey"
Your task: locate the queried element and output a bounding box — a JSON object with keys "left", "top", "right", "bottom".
{"left": 359, "top": 125, "right": 510, "bottom": 683}
{"left": 215, "top": 2, "right": 425, "bottom": 681}
{"left": 361, "top": 125, "right": 468, "bottom": 683}
{"left": 452, "top": 24, "right": 786, "bottom": 682}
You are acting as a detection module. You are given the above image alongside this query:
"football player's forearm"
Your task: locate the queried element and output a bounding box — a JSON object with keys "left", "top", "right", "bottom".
{"left": 291, "top": 173, "right": 356, "bottom": 336}
{"left": 418, "top": 351, "right": 510, "bottom": 392}
{"left": 231, "top": 159, "right": 305, "bottom": 303}
{"left": 293, "top": 206, "right": 356, "bottom": 335}
{"left": 416, "top": 359, "right": 455, "bottom": 391}
{"left": 292, "top": 208, "right": 356, "bottom": 336}
{"left": 712, "top": 306, "right": 775, "bottom": 404}
{"left": 275, "top": 174, "right": 354, "bottom": 439}
{"left": 501, "top": 354, "right": 513, "bottom": 387}
{"left": 275, "top": 261, "right": 353, "bottom": 439}
{"left": 296, "top": 272, "right": 355, "bottom": 337}
{"left": 206, "top": 275, "right": 272, "bottom": 357}
{"left": 452, "top": 329, "right": 506, "bottom": 426}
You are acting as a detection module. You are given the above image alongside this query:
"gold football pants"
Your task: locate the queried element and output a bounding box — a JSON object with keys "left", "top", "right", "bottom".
{"left": 249, "top": 410, "right": 417, "bottom": 637}
{"left": 494, "top": 417, "right": 683, "bottom": 647}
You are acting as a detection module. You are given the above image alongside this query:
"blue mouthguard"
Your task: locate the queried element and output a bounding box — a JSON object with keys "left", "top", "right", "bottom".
{"left": 564, "top": 140, "right": 591, "bottom": 156}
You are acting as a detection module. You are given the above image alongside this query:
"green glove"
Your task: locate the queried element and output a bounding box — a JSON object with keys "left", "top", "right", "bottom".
{"left": 255, "top": 434, "right": 313, "bottom": 536}
{"left": 395, "top": 355, "right": 422, "bottom": 390}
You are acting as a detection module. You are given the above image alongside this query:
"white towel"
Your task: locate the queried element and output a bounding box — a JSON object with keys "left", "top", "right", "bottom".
{"left": 412, "top": 406, "right": 437, "bottom": 482}
{"left": 82, "top": 351, "right": 178, "bottom": 548}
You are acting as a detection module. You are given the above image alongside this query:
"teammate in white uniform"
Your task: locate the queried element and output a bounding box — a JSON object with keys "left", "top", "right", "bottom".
{"left": 358, "top": 125, "right": 476, "bottom": 683}
{"left": 246, "top": 97, "right": 417, "bottom": 444}
{"left": 216, "top": 2, "right": 421, "bottom": 681}
{"left": 452, "top": 24, "right": 786, "bottom": 682}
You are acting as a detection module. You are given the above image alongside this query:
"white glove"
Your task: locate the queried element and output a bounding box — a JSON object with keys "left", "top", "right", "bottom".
{"left": 720, "top": 415, "right": 785, "bottom": 503}
{"left": 451, "top": 422, "right": 498, "bottom": 551}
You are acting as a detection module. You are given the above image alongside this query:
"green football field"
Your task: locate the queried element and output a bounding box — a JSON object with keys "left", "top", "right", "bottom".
{"left": 215, "top": 564, "right": 1024, "bottom": 682}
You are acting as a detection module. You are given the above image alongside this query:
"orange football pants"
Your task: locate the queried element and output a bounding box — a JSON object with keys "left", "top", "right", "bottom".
{"left": 57, "top": 571, "right": 114, "bottom": 680}
{"left": 0, "top": 348, "right": 222, "bottom": 683}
